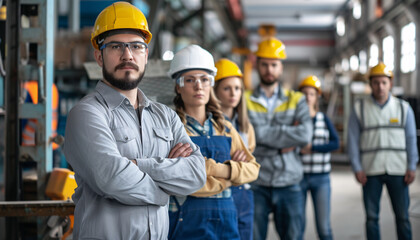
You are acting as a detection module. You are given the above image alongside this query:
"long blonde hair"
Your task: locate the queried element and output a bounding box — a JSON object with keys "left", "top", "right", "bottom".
{"left": 173, "top": 87, "right": 226, "bottom": 133}
{"left": 214, "top": 79, "right": 250, "bottom": 133}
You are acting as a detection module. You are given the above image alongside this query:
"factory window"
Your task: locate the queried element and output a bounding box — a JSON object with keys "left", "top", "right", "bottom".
{"left": 335, "top": 62, "right": 342, "bottom": 73}
{"left": 341, "top": 58, "right": 349, "bottom": 72}
{"left": 382, "top": 36, "right": 394, "bottom": 71}
{"left": 336, "top": 16, "right": 345, "bottom": 36}
{"left": 401, "top": 22, "right": 416, "bottom": 73}
{"left": 353, "top": 0, "right": 361, "bottom": 20}
{"left": 350, "top": 55, "right": 359, "bottom": 71}
{"left": 369, "top": 44, "right": 379, "bottom": 67}
{"left": 359, "top": 50, "right": 367, "bottom": 73}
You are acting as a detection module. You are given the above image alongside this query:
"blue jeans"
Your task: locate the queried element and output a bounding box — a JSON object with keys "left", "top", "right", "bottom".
{"left": 252, "top": 184, "right": 303, "bottom": 240}
{"left": 363, "top": 174, "right": 412, "bottom": 240}
{"left": 231, "top": 185, "right": 254, "bottom": 240}
{"left": 300, "top": 173, "right": 333, "bottom": 240}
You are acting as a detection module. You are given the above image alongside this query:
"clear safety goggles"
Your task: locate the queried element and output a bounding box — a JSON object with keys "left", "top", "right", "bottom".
{"left": 176, "top": 74, "right": 215, "bottom": 88}
{"left": 100, "top": 41, "right": 148, "bottom": 56}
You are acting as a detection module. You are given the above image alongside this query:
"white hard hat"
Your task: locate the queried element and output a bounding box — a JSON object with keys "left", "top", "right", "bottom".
{"left": 168, "top": 45, "right": 217, "bottom": 79}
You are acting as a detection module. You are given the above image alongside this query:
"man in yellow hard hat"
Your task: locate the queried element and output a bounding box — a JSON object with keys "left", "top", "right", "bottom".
{"left": 63, "top": 2, "right": 206, "bottom": 239}
{"left": 245, "top": 38, "right": 313, "bottom": 240}
{"left": 347, "top": 62, "right": 418, "bottom": 240}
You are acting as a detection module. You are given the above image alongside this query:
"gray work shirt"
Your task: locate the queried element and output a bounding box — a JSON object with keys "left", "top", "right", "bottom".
{"left": 63, "top": 81, "right": 206, "bottom": 240}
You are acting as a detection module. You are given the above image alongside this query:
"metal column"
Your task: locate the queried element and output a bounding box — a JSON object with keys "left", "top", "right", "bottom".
{"left": 5, "top": 0, "right": 21, "bottom": 239}
{"left": 18, "top": 0, "right": 55, "bottom": 199}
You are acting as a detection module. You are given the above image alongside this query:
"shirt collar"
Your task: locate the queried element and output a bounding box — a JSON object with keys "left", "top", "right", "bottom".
{"left": 371, "top": 92, "right": 391, "bottom": 108}
{"left": 96, "top": 81, "right": 151, "bottom": 111}
{"left": 259, "top": 85, "right": 279, "bottom": 99}
{"left": 254, "top": 84, "right": 285, "bottom": 100}
{"left": 186, "top": 112, "right": 213, "bottom": 134}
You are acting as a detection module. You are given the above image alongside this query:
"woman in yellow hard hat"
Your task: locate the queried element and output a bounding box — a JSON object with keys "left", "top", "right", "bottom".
{"left": 168, "top": 46, "right": 260, "bottom": 240}
{"left": 214, "top": 58, "right": 257, "bottom": 240}
{"left": 298, "top": 75, "right": 339, "bottom": 240}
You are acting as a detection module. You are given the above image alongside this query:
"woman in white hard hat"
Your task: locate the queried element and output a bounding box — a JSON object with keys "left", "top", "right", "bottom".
{"left": 298, "top": 75, "right": 339, "bottom": 240}
{"left": 214, "top": 58, "right": 256, "bottom": 240}
{"left": 167, "top": 45, "right": 260, "bottom": 240}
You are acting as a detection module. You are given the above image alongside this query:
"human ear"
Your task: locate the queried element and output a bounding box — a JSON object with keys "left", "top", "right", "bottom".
{"left": 94, "top": 49, "right": 103, "bottom": 67}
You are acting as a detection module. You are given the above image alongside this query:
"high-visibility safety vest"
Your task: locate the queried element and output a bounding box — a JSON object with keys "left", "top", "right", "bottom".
{"left": 22, "top": 81, "right": 59, "bottom": 150}
{"left": 354, "top": 95, "right": 409, "bottom": 175}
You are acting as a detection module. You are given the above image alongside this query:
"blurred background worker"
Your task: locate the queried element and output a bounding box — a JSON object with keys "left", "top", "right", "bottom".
{"left": 347, "top": 62, "right": 419, "bottom": 240}
{"left": 63, "top": 2, "right": 206, "bottom": 239}
{"left": 245, "top": 38, "right": 312, "bottom": 240}
{"left": 298, "top": 75, "right": 340, "bottom": 240}
{"left": 168, "top": 44, "right": 259, "bottom": 240}
{"left": 214, "top": 58, "right": 256, "bottom": 240}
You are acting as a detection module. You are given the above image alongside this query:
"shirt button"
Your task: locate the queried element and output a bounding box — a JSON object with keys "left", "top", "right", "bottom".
{"left": 179, "top": 218, "right": 183, "bottom": 222}
{"left": 125, "top": 100, "right": 130, "bottom": 105}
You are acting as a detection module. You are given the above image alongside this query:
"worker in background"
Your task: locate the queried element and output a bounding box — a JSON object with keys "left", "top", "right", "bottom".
{"left": 214, "top": 58, "right": 256, "bottom": 240}
{"left": 347, "top": 62, "right": 418, "bottom": 240}
{"left": 298, "top": 75, "right": 339, "bottom": 240}
{"left": 63, "top": 2, "right": 206, "bottom": 239}
{"left": 168, "top": 45, "right": 260, "bottom": 240}
{"left": 245, "top": 38, "right": 312, "bottom": 240}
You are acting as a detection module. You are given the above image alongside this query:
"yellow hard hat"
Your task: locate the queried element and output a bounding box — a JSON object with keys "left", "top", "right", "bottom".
{"left": 255, "top": 38, "right": 287, "bottom": 59}
{"left": 215, "top": 58, "right": 243, "bottom": 82}
{"left": 369, "top": 62, "right": 393, "bottom": 79}
{"left": 298, "top": 75, "right": 321, "bottom": 93}
{"left": 91, "top": 1, "right": 152, "bottom": 50}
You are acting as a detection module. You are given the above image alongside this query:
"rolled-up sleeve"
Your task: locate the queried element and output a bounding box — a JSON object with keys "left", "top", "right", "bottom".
{"left": 64, "top": 103, "right": 169, "bottom": 206}
{"left": 226, "top": 124, "right": 260, "bottom": 185}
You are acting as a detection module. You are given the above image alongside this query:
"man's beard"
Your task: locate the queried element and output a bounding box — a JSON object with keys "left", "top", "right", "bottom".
{"left": 103, "top": 62, "right": 146, "bottom": 90}
{"left": 258, "top": 72, "right": 279, "bottom": 86}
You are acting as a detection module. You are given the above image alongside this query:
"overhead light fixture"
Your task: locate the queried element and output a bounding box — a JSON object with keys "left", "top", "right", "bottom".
{"left": 300, "top": 14, "right": 335, "bottom": 25}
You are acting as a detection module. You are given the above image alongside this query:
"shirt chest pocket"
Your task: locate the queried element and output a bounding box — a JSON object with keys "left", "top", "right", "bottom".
{"left": 152, "top": 127, "right": 173, "bottom": 156}
{"left": 112, "top": 128, "right": 139, "bottom": 159}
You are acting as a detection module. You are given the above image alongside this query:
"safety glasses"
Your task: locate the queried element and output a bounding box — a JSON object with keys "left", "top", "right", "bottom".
{"left": 176, "top": 74, "right": 215, "bottom": 88}
{"left": 100, "top": 41, "right": 148, "bottom": 56}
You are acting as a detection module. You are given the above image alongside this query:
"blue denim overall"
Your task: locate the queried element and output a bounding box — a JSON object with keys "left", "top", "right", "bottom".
{"left": 168, "top": 123, "right": 240, "bottom": 240}
{"left": 227, "top": 117, "right": 255, "bottom": 240}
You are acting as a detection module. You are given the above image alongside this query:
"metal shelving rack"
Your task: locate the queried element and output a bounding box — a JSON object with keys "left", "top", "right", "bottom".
{"left": 4, "top": 0, "right": 55, "bottom": 238}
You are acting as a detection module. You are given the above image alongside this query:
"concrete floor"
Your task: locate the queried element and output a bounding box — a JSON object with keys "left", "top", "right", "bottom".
{"left": 266, "top": 164, "right": 420, "bottom": 240}
{"left": 1, "top": 164, "right": 420, "bottom": 239}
